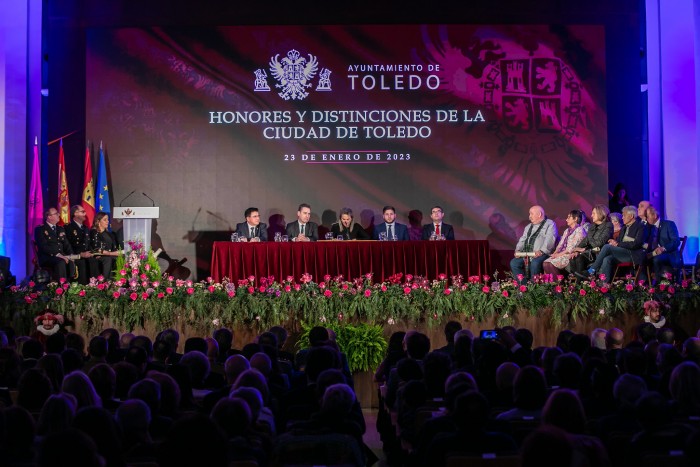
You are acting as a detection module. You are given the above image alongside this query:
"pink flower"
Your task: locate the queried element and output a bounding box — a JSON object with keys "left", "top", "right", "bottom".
{"left": 59, "top": 277, "right": 66, "bottom": 284}
{"left": 186, "top": 280, "right": 193, "bottom": 287}
{"left": 557, "top": 275, "right": 564, "bottom": 282}
{"left": 483, "top": 275, "right": 490, "bottom": 282}
{"left": 141, "top": 281, "right": 148, "bottom": 288}
{"left": 648, "top": 287, "right": 655, "bottom": 294}
{"left": 258, "top": 286, "right": 266, "bottom": 293}
{"left": 157, "top": 292, "right": 165, "bottom": 299}
{"left": 187, "top": 288, "right": 194, "bottom": 295}
{"left": 381, "top": 285, "right": 387, "bottom": 292}
{"left": 364, "top": 289, "right": 372, "bottom": 297}
{"left": 668, "top": 286, "right": 675, "bottom": 294}
{"left": 324, "top": 289, "right": 332, "bottom": 298}
{"left": 324, "top": 274, "right": 331, "bottom": 282}
{"left": 79, "top": 290, "right": 86, "bottom": 297}
{"left": 166, "top": 287, "right": 174, "bottom": 295}
{"left": 342, "top": 284, "right": 349, "bottom": 290}
{"left": 284, "top": 285, "right": 291, "bottom": 293}
{"left": 600, "top": 287, "right": 609, "bottom": 294}
{"left": 144, "top": 264, "right": 151, "bottom": 271}
{"left": 519, "top": 285, "right": 527, "bottom": 293}
{"left": 132, "top": 269, "right": 139, "bottom": 276}
{"left": 208, "top": 286, "right": 215, "bottom": 293}
{"left": 24, "top": 296, "right": 33, "bottom": 304}
{"left": 338, "top": 312, "right": 344, "bottom": 320}
{"left": 55, "top": 288, "right": 64, "bottom": 296}
{"left": 28, "top": 281, "right": 35, "bottom": 288}
{"left": 248, "top": 287, "right": 255, "bottom": 294}
{"left": 625, "top": 284, "right": 634, "bottom": 292}
{"left": 248, "top": 275, "right": 255, "bottom": 282}
{"left": 682, "top": 280, "right": 689, "bottom": 288}
{"left": 579, "top": 289, "right": 586, "bottom": 296}
{"left": 97, "top": 283, "right": 105, "bottom": 291}
{"left": 113, "top": 291, "right": 120, "bottom": 299}
{"left": 502, "top": 290, "right": 509, "bottom": 297}
{"left": 119, "top": 269, "right": 126, "bottom": 276}
{"left": 405, "top": 274, "right": 413, "bottom": 282}
{"left": 659, "top": 284, "right": 667, "bottom": 291}
{"left": 227, "top": 290, "right": 235, "bottom": 298}
{"left": 294, "top": 284, "right": 301, "bottom": 291}
{"left": 152, "top": 281, "right": 160, "bottom": 288}
{"left": 555, "top": 285, "right": 562, "bottom": 293}
{"left": 96, "top": 275, "right": 104, "bottom": 282}
{"left": 438, "top": 273, "right": 447, "bottom": 280}
{"left": 599, "top": 274, "right": 606, "bottom": 281}
{"left": 403, "top": 287, "right": 411, "bottom": 295}
{"left": 141, "top": 292, "right": 148, "bottom": 300}
{"left": 168, "top": 275, "right": 174, "bottom": 281}
{"left": 517, "top": 274, "right": 524, "bottom": 281}
{"left": 482, "top": 286, "right": 490, "bottom": 293}
{"left": 62, "top": 283, "right": 70, "bottom": 290}
{"left": 130, "top": 292, "right": 138, "bottom": 301}
{"left": 443, "top": 288, "right": 451, "bottom": 295}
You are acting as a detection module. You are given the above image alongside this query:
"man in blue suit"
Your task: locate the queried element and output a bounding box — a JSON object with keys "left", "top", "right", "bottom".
{"left": 646, "top": 206, "right": 682, "bottom": 282}
{"left": 372, "top": 206, "right": 409, "bottom": 240}
{"left": 421, "top": 205, "right": 455, "bottom": 240}
{"left": 234, "top": 207, "right": 268, "bottom": 241}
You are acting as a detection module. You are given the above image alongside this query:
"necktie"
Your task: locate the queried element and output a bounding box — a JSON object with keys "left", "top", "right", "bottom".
{"left": 435, "top": 224, "right": 440, "bottom": 236}
{"left": 251, "top": 227, "right": 255, "bottom": 238}
{"left": 51, "top": 225, "right": 56, "bottom": 233}
{"left": 300, "top": 224, "right": 305, "bottom": 235}
{"left": 388, "top": 224, "right": 393, "bottom": 239}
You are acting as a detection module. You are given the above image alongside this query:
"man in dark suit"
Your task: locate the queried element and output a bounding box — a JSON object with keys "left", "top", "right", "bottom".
{"left": 372, "top": 205, "right": 409, "bottom": 240}
{"left": 421, "top": 205, "right": 455, "bottom": 240}
{"left": 646, "top": 206, "right": 682, "bottom": 281}
{"left": 234, "top": 207, "right": 268, "bottom": 242}
{"left": 286, "top": 203, "right": 318, "bottom": 241}
{"left": 64, "top": 205, "right": 97, "bottom": 283}
{"left": 587, "top": 205, "right": 653, "bottom": 281}
{"left": 34, "top": 207, "right": 76, "bottom": 281}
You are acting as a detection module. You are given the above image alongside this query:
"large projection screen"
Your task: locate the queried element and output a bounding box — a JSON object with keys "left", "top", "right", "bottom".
{"left": 86, "top": 24, "right": 607, "bottom": 271}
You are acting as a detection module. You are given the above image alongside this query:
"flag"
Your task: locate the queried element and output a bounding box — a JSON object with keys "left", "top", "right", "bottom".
{"left": 96, "top": 141, "right": 111, "bottom": 217}
{"left": 28, "top": 137, "right": 44, "bottom": 235}
{"left": 57, "top": 138, "right": 70, "bottom": 225}
{"left": 81, "top": 142, "right": 96, "bottom": 227}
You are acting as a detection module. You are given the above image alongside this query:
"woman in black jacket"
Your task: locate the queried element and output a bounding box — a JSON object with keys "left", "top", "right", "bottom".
{"left": 329, "top": 208, "right": 370, "bottom": 240}
{"left": 569, "top": 204, "right": 613, "bottom": 277}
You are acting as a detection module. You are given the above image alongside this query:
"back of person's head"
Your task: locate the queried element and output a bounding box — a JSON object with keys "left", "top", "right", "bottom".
{"left": 636, "top": 391, "right": 672, "bottom": 428}
{"left": 606, "top": 328, "right": 624, "bottom": 349}
{"left": 2, "top": 405, "right": 36, "bottom": 459}
{"left": 568, "top": 333, "right": 591, "bottom": 357}
{"left": 159, "top": 328, "right": 181, "bottom": 351}
{"left": 444, "top": 381, "right": 475, "bottom": 412}
{"left": 683, "top": 337, "right": 700, "bottom": 363}
{"left": 212, "top": 327, "right": 233, "bottom": 353}
{"left": 233, "top": 368, "right": 269, "bottom": 404}
{"left": 113, "top": 361, "right": 140, "bottom": 400}
{"left": 315, "top": 368, "right": 347, "bottom": 400}
{"left": 453, "top": 390, "right": 490, "bottom": 432}
{"left": 268, "top": 325, "right": 288, "bottom": 348}
{"left": 542, "top": 388, "right": 586, "bottom": 434}
{"left": 250, "top": 352, "right": 272, "bottom": 377}
{"left": 125, "top": 345, "right": 148, "bottom": 370}
{"left": 553, "top": 352, "right": 583, "bottom": 389}
{"left": 205, "top": 337, "right": 219, "bottom": 361}
{"left": 128, "top": 378, "right": 162, "bottom": 415}
{"left": 65, "top": 332, "right": 85, "bottom": 356}
{"left": 321, "top": 382, "right": 357, "bottom": 416}
{"left": 22, "top": 338, "right": 44, "bottom": 359}
{"left": 88, "top": 363, "right": 116, "bottom": 402}
{"left": 153, "top": 338, "right": 173, "bottom": 362}
{"left": 513, "top": 365, "right": 547, "bottom": 410}
{"left": 617, "top": 346, "right": 647, "bottom": 376}
{"left": 100, "top": 328, "right": 120, "bottom": 352}
{"left": 399, "top": 379, "right": 427, "bottom": 411}
{"left": 180, "top": 350, "right": 211, "bottom": 387}
{"left": 224, "top": 354, "right": 250, "bottom": 384}
{"left": 521, "top": 425, "right": 573, "bottom": 467}
{"left": 73, "top": 406, "right": 123, "bottom": 465}
{"left": 613, "top": 373, "right": 648, "bottom": 409}
{"left": 211, "top": 397, "right": 252, "bottom": 438}
{"left": 443, "top": 321, "right": 462, "bottom": 343}
{"left": 515, "top": 328, "right": 534, "bottom": 350}
{"left": 46, "top": 332, "right": 66, "bottom": 354}
{"left": 445, "top": 371, "right": 478, "bottom": 396}
{"left": 158, "top": 413, "right": 227, "bottom": 467}
{"left": 88, "top": 336, "right": 108, "bottom": 359}
{"left": 115, "top": 398, "right": 152, "bottom": 438}
{"left": 305, "top": 345, "right": 340, "bottom": 382}
{"left": 387, "top": 331, "right": 407, "bottom": 353}
{"left": 590, "top": 328, "right": 607, "bottom": 350}
{"left": 36, "top": 351, "right": 64, "bottom": 394}
{"left": 36, "top": 393, "right": 77, "bottom": 437}
{"left": 0, "top": 348, "right": 22, "bottom": 388}
{"left": 308, "top": 326, "right": 330, "bottom": 346}
{"left": 657, "top": 327, "right": 675, "bottom": 345}
{"left": 38, "top": 428, "right": 103, "bottom": 467}
{"left": 556, "top": 330, "right": 575, "bottom": 353}
{"left": 61, "top": 347, "right": 85, "bottom": 373}
{"left": 495, "top": 361, "right": 520, "bottom": 392}
{"left": 257, "top": 331, "right": 278, "bottom": 349}
{"left": 405, "top": 331, "right": 431, "bottom": 360}
{"left": 62, "top": 370, "right": 102, "bottom": 409}
{"left": 669, "top": 361, "right": 700, "bottom": 415}
{"left": 147, "top": 370, "right": 181, "bottom": 418}
{"left": 230, "top": 386, "right": 263, "bottom": 422}
{"left": 453, "top": 333, "right": 473, "bottom": 368}
{"left": 130, "top": 335, "right": 154, "bottom": 358}
{"left": 17, "top": 368, "right": 53, "bottom": 412}
{"left": 184, "top": 337, "right": 208, "bottom": 354}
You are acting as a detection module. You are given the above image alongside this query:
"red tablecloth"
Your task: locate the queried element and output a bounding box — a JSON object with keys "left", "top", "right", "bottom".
{"left": 211, "top": 240, "right": 491, "bottom": 283}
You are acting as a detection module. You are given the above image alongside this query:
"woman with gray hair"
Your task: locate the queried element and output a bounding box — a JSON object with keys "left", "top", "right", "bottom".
{"left": 330, "top": 208, "right": 370, "bottom": 240}
{"left": 609, "top": 212, "right": 623, "bottom": 241}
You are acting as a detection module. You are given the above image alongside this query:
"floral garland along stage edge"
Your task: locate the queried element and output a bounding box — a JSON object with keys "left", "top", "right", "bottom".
{"left": 3, "top": 268, "right": 700, "bottom": 337}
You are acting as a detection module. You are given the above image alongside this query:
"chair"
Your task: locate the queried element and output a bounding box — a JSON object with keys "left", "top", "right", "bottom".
{"left": 31, "top": 240, "right": 53, "bottom": 280}
{"left": 270, "top": 433, "right": 365, "bottom": 467}
{"left": 446, "top": 453, "right": 521, "bottom": 467}
{"left": 640, "top": 451, "right": 688, "bottom": 467}
{"left": 612, "top": 260, "right": 643, "bottom": 282}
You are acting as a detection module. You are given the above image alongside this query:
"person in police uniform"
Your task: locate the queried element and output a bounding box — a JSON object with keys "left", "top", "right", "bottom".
{"left": 34, "top": 207, "right": 76, "bottom": 281}
{"left": 64, "top": 205, "right": 96, "bottom": 284}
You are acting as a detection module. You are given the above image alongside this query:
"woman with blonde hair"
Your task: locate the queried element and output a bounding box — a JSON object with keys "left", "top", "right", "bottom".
{"left": 569, "top": 204, "right": 614, "bottom": 277}
{"left": 330, "top": 207, "right": 370, "bottom": 240}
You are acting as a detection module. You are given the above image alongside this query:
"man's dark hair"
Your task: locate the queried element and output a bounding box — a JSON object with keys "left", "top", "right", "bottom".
{"left": 298, "top": 203, "right": 311, "bottom": 211}
{"left": 637, "top": 322, "right": 658, "bottom": 344}
{"left": 130, "top": 335, "right": 154, "bottom": 358}
{"left": 382, "top": 205, "right": 396, "bottom": 214}
{"left": 308, "top": 326, "right": 329, "bottom": 346}
{"left": 515, "top": 328, "right": 534, "bottom": 350}
{"left": 257, "top": 331, "right": 278, "bottom": 349}
{"left": 405, "top": 332, "right": 430, "bottom": 360}
{"left": 244, "top": 207, "right": 259, "bottom": 218}
{"left": 268, "top": 326, "right": 288, "bottom": 348}
{"left": 657, "top": 327, "right": 675, "bottom": 345}
{"left": 212, "top": 328, "right": 233, "bottom": 352}
{"left": 444, "top": 321, "right": 462, "bottom": 342}
{"left": 88, "top": 336, "right": 108, "bottom": 358}
{"left": 184, "top": 337, "right": 207, "bottom": 354}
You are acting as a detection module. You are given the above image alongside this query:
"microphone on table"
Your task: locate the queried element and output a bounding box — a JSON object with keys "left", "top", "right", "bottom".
{"left": 119, "top": 190, "right": 136, "bottom": 206}
{"left": 142, "top": 192, "right": 156, "bottom": 207}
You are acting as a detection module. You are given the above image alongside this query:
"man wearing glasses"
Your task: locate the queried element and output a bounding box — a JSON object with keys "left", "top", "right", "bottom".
{"left": 421, "top": 206, "right": 455, "bottom": 240}
{"left": 34, "top": 207, "right": 76, "bottom": 281}
{"left": 64, "top": 205, "right": 96, "bottom": 284}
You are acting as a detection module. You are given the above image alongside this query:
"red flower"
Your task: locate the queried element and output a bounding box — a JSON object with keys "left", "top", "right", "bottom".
{"left": 600, "top": 287, "right": 609, "bottom": 293}
{"left": 166, "top": 287, "right": 174, "bottom": 295}
{"left": 519, "top": 285, "right": 527, "bottom": 293}
{"left": 324, "top": 289, "right": 332, "bottom": 298}
{"left": 405, "top": 274, "right": 413, "bottom": 282}
{"left": 324, "top": 274, "right": 331, "bottom": 282}
{"left": 579, "top": 289, "right": 586, "bottom": 296}
{"left": 502, "top": 290, "right": 509, "bottom": 297}
{"left": 248, "top": 287, "right": 255, "bottom": 294}
{"left": 227, "top": 291, "right": 235, "bottom": 298}
{"left": 342, "top": 284, "right": 349, "bottom": 290}
{"left": 444, "top": 288, "right": 451, "bottom": 295}
{"left": 78, "top": 290, "right": 86, "bottom": 297}
{"left": 284, "top": 285, "right": 291, "bottom": 293}
{"left": 59, "top": 278, "right": 66, "bottom": 284}
{"left": 113, "top": 291, "right": 120, "bottom": 299}
{"left": 555, "top": 285, "right": 562, "bottom": 293}
{"left": 130, "top": 292, "right": 138, "bottom": 301}
{"left": 24, "top": 296, "right": 33, "bottom": 304}
{"left": 157, "top": 292, "right": 165, "bottom": 299}
{"left": 187, "top": 288, "right": 194, "bottom": 295}
{"left": 438, "top": 273, "right": 447, "bottom": 280}
{"left": 482, "top": 286, "right": 490, "bottom": 293}
{"left": 364, "top": 289, "right": 372, "bottom": 297}
{"left": 258, "top": 286, "right": 266, "bottom": 293}
{"left": 141, "top": 292, "right": 148, "bottom": 300}
{"left": 208, "top": 286, "right": 215, "bottom": 293}
{"left": 381, "top": 285, "right": 387, "bottom": 292}
{"left": 625, "top": 284, "right": 634, "bottom": 292}
{"left": 403, "top": 287, "right": 411, "bottom": 295}
{"left": 668, "top": 286, "right": 675, "bottom": 294}
{"left": 557, "top": 275, "right": 564, "bottom": 282}
{"left": 294, "top": 284, "right": 301, "bottom": 291}
{"left": 28, "top": 281, "right": 35, "bottom": 288}
{"left": 97, "top": 283, "right": 105, "bottom": 291}
{"left": 659, "top": 284, "right": 667, "bottom": 291}
{"left": 55, "top": 288, "right": 64, "bottom": 296}
{"left": 648, "top": 287, "right": 655, "bottom": 294}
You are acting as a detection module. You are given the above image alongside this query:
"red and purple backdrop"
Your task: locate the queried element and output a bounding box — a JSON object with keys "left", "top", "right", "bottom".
{"left": 85, "top": 24, "right": 607, "bottom": 266}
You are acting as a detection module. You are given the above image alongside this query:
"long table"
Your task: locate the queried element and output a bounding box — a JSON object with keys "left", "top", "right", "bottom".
{"left": 210, "top": 240, "right": 491, "bottom": 283}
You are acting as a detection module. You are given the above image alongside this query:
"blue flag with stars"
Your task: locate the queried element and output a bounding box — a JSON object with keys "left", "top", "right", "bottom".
{"left": 96, "top": 142, "right": 111, "bottom": 218}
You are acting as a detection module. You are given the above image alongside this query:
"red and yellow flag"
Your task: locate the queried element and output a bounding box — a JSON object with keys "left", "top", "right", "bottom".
{"left": 57, "top": 139, "right": 70, "bottom": 225}
{"left": 81, "top": 143, "right": 95, "bottom": 227}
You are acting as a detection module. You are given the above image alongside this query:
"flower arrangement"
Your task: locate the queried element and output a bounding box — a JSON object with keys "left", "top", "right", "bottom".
{"left": 2, "top": 271, "right": 699, "bottom": 338}
{"left": 114, "top": 238, "right": 162, "bottom": 284}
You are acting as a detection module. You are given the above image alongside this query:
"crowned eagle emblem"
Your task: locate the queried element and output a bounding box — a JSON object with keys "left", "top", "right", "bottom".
{"left": 269, "top": 49, "right": 318, "bottom": 100}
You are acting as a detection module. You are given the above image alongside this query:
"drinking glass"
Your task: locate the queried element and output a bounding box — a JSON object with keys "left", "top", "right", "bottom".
{"left": 325, "top": 232, "right": 333, "bottom": 240}
{"left": 337, "top": 235, "right": 344, "bottom": 241}
{"left": 274, "top": 232, "right": 282, "bottom": 242}
{"left": 378, "top": 232, "right": 387, "bottom": 241}
{"left": 231, "top": 232, "right": 239, "bottom": 242}
{"left": 282, "top": 235, "right": 289, "bottom": 242}
{"left": 439, "top": 234, "right": 446, "bottom": 241}
{"left": 429, "top": 233, "right": 437, "bottom": 241}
